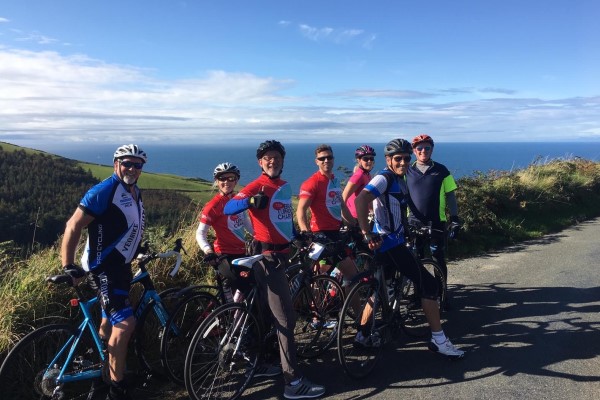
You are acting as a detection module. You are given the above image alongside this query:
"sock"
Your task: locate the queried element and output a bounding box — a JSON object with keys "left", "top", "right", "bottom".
{"left": 289, "top": 377, "right": 302, "bottom": 386}
{"left": 432, "top": 330, "right": 447, "bottom": 345}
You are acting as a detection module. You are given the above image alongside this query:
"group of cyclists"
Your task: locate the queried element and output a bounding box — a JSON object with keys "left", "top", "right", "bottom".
{"left": 60, "top": 135, "right": 464, "bottom": 400}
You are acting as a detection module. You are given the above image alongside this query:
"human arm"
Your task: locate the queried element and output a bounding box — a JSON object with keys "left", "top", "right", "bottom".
{"left": 342, "top": 180, "right": 357, "bottom": 203}
{"left": 224, "top": 197, "right": 250, "bottom": 215}
{"left": 195, "top": 222, "right": 213, "bottom": 254}
{"left": 355, "top": 189, "right": 381, "bottom": 250}
{"left": 61, "top": 207, "right": 94, "bottom": 281}
{"left": 242, "top": 211, "right": 254, "bottom": 236}
{"left": 447, "top": 190, "right": 458, "bottom": 218}
{"left": 296, "top": 196, "right": 312, "bottom": 233}
{"left": 340, "top": 199, "right": 357, "bottom": 228}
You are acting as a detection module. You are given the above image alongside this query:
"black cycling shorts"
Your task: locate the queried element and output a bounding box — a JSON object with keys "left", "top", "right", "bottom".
{"left": 90, "top": 263, "right": 133, "bottom": 325}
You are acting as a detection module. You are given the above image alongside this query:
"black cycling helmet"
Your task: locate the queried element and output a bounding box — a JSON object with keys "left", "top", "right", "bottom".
{"left": 213, "top": 162, "right": 241, "bottom": 180}
{"left": 256, "top": 140, "right": 286, "bottom": 159}
{"left": 384, "top": 138, "right": 412, "bottom": 156}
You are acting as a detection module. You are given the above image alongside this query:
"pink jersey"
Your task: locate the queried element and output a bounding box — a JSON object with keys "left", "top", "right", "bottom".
{"left": 298, "top": 171, "right": 343, "bottom": 232}
{"left": 235, "top": 174, "right": 293, "bottom": 244}
{"left": 199, "top": 194, "right": 247, "bottom": 254}
{"left": 345, "top": 168, "right": 371, "bottom": 218}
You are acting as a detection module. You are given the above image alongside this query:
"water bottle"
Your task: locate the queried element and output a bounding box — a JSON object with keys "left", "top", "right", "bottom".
{"left": 330, "top": 267, "right": 341, "bottom": 282}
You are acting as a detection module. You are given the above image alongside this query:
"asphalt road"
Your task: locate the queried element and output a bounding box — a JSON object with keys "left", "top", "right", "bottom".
{"left": 149, "top": 218, "right": 600, "bottom": 400}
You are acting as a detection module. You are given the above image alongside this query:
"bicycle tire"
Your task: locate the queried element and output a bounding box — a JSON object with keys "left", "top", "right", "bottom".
{"left": 400, "top": 259, "right": 446, "bottom": 338}
{"left": 292, "top": 274, "right": 344, "bottom": 358}
{"left": 161, "top": 291, "right": 221, "bottom": 386}
{"left": 134, "top": 290, "right": 178, "bottom": 376}
{"left": 353, "top": 251, "right": 374, "bottom": 274}
{"left": 337, "top": 280, "right": 386, "bottom": 379}
{"left": 0, "top": 323, "right": 102, "bottom": 400}
{"left": 184, "top": 303, "right": 261, "bottom": 400}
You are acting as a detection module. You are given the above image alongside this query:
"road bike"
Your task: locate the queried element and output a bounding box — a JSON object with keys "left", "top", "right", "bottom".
{"left": 336, "top": 239, "right": 446, "bottom": 379}
{"left": 0, "top": 240, "right": 183, "bottom": 399}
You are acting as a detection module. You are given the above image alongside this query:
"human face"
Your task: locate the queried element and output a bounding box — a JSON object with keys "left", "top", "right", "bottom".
{"left": 216, "top": 173, "right": 238, "bottom": 195}
{"left": 358, "top": 155, "right": 375, "bottom": 171}
{"left": 315, "top": 150, "right": 334, "bottom": 175}
{"left": 258, "top": 150, "right": 284, "bottom": 178}
{"left": 385, "top": 153, "right": 411, "bottom": 176}
{"left": 413, "top": 142, "right": 433, "bottom": 164}
{"left": 115, "top": 157, "right": 144, "bottom": 185}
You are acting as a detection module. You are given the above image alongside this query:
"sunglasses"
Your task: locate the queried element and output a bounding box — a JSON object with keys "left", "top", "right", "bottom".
{"left": 119, "top": 160, "right": 144, "bottom": 169}
{"left": 316, "top": 155, "right": 334, "bottom": 162}
{"left": 415, "top": 145, "right": 432, "bottom": 152}
{"left": 217, "top": 176, "right": 238, "bottom": 182}
{"left": 392, "top": 155, "right": 412, "bottom": 163}
{"left": 361, "top": 156, "right": 375, "bottom": 162}
{"left": 261, "top": 155, "right": 282, "bottom": 162}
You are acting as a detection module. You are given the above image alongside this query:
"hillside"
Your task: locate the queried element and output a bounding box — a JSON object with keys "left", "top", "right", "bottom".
{"left": 0, "top": 142, "right": 216, "bottom": 252}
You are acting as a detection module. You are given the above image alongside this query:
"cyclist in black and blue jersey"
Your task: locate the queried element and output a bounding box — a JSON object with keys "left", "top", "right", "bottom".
{"left": 406, "top": 134, "right": 461, "bottom": 308}
{"left": 61, "top": 144, "right": 147, "bottom": 400}
{"left": 355, "top": 138, "right": 464, "bottom": 358}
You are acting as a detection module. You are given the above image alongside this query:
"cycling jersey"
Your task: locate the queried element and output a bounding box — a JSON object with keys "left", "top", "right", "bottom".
{"left": 406, "top": 161, "right": 457, "bottom": 223}
{"left": 363, "top": 168, "right": 410, "bottom": 253}
{"left": 298, "top": 171, "right": 343, "bottom": 232}
{"left": 224, "top": 174, "right": 293, "bottom": 245}
{"left": 79, "top": 173, "right": 145, "bottom": 272}
{"left": 345, "top": 168, "right": 371, "bottom": 218}
{"left": 199, "top": 193, "right": 252, "bottom": 254}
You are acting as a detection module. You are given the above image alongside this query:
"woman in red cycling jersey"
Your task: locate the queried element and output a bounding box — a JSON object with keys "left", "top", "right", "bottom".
{"left": 196, "top": 162, "right": 253, "bottom": 302}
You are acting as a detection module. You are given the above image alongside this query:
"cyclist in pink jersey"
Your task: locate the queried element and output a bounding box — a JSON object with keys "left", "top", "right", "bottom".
{"left": 297, "top": 144, "right": 359, "bottom": 289}
{"left": 196, "top": 162, "right": 253, "bottom": 302}
{"left": 224, "top": 140, "right": 326, "bottom": 399}
{"left": 342, "top": 145, "right": 376, "bottom": 219}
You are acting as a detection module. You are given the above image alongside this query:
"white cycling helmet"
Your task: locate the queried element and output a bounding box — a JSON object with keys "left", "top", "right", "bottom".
{"left": 213, "top": 162, "right": 241, "bottom": 180}
{"left": 113, "top": 144, "right": 147, "bottom": 163}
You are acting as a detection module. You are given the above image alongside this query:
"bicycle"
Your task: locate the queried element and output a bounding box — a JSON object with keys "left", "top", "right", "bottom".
{"left": 0, "top": 239, "right": 183, "bottom": 399}
{"left": 336, "top": 237, "right": 446, "bottom": 379}
{"left": 183, "top": 254, "right": 269, "bottom": 400}
{"left": 160, "top": 260, "right": 231, "bottom": 386}
{"left": 287, "top": 237, "right": 346, "bottom": 359}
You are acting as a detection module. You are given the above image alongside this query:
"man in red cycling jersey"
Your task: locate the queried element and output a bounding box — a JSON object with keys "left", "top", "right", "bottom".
{"left": 224, "top": 140, "right": 325, "bottom": 399}
{"left": 296, "top": 144, "right": 359, "bottom": 291}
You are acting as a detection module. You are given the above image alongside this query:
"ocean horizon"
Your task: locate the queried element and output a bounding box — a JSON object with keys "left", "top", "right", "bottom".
{"left": 25, "top": 141, "right": 600, "bottom": 194}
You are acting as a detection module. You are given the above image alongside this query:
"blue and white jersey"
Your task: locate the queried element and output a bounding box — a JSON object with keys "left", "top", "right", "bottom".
{"left": 364, "top": 169, "right": 410, "bottom": 252}
{"left": 79, "top": 173, "right": 145, "bottom": 271}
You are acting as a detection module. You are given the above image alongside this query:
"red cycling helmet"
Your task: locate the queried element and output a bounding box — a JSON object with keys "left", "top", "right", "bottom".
{"left": 411, "top": 134, "right": 434, "bottom": 148}
{"left": 355, "top": 145, "right": 376, "bottom": 158}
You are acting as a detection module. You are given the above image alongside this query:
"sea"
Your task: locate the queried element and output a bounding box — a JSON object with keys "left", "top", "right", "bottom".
{"left": 34, "top": 142, "right": 600, "bottom": 194}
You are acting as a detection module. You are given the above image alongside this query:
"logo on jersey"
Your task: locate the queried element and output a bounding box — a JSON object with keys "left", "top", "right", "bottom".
{"left": 119, "top": 193, "right": 133, "bottom": 207}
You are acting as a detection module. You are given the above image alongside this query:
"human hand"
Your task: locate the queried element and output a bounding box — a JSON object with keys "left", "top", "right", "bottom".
{"left": 448, "top": 216, "right": 461, "bottom": 239}
{"left": 203, "top": 253, "right": 220, "bottom": 267}
{"left": 63, "top": 263, "right": 86, "bottom": 285}
{"left": 363, "top": 232, "right": 382, "bottom": 250}
{"left": 249, "top": 188, "right": 269, "bottom": 209}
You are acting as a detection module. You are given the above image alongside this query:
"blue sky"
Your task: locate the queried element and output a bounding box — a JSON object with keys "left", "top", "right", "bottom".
{"left": 0, "top": 0, "right": 599, "bottom": 147}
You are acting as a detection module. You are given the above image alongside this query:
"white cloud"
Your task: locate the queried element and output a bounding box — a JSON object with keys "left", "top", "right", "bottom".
{"left": 296, "top": 23, "right": 374, "bottom": 47}
{"left": 0, "top": 17, "right": 10, "bottom": 23}
{"left": 0, "top": 48, "right": 598, "bottom": 145}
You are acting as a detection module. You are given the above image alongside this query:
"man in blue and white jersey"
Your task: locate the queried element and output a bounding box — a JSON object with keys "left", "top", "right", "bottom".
{"left": 355, "top": 138, "right": 464, "bottom": 359}
{"left": 61, "top": 144, "right": 147, "bottom": 400}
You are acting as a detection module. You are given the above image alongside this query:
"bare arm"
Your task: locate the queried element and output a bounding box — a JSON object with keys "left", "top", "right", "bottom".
{"left": 296, "top": 196, "right": 312, "bottom": 232}
{"left": 355, "top": 189, "right": 376, "bottom": 235}
{"left": 61, "top": 207, "right": 94, "bottom": 266}
{"left": 342, "top": 180, "right": 357, "bottom": 203}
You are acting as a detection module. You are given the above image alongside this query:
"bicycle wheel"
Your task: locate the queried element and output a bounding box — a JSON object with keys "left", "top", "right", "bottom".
{"left": 185, "top": 303, "right": 261, "bottom": 400}
{"left": 337, "top": 280, "right": 386, "bottom": 379}
{"left": 400, "top": 259, "right": 446, "bottom": 338}
{"left": 292, "top": 275, "right": 344, "bottom": 358}
{"left": 161, "top": 291, "right": 221, "bottom": 386}
{"left": 0, "top": 324, "right": 102, "bottom": 400}
{"left": 353, "top": 251, "right": 374, "bottom": 274}
{"left": 134, "top": 290, "right": 178, "bottom": 376}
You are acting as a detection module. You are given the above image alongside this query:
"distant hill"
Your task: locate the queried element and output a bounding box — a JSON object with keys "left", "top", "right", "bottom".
{"left": 0, "top": 142, "right": 215, "bottom": 252}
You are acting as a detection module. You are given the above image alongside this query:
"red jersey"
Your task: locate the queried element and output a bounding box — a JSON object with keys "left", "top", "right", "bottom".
{"left": 298, "top": 171, "right": 343, "bottom": 232}
{"left": 234, "top": 174, "right": 293, "bottom": 244}
{"left": 199, "top": 194, "right": 248, "bottom": 254}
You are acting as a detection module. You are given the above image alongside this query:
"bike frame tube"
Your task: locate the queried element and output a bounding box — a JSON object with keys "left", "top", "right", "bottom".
{"left": 52, "top": 297, "right": 103, "bottom": 384}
